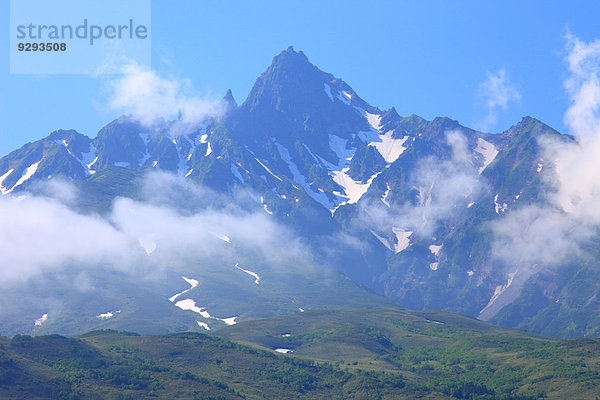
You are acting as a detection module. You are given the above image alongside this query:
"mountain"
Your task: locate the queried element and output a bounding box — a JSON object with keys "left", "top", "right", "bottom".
{"left": 0, "top": 47, "right": 596, "bottom": 339}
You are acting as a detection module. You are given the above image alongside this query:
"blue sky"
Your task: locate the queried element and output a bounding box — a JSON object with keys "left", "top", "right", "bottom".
{"left": 1, "top": 0, "right": 599, "bottom": 157}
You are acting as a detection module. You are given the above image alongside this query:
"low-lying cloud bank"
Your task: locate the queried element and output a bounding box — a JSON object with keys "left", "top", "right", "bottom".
{"left": 0, "top": 172, "right": 305, "bottom": 286}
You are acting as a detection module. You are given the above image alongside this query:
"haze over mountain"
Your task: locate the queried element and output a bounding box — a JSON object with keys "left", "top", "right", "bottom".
{"left": 2, "top": 45, "right": 600, "bottom": 339}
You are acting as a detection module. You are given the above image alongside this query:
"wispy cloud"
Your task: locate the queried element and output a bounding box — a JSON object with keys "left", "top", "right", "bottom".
{"left": 108, "top": 61, "right": 225, "bottom": 135}
{"left": 564, "top": 31, "right": 600, "bottom": 137}
{"left": 475, "top": 69, "right": 521, "bottom": 132}
{"left": 491, "top": 32, "right": 600, "bottom": 272}
{"left": 0, "top": 172, "right": 306, "bottom": 286}
{"left": 360, "top": 130, "right": 487, "bottom": 240}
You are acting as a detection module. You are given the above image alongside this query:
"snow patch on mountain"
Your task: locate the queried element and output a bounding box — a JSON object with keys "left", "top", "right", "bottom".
{"left": 54, "top": 139, "right": 98, "bottom": 175}
{"left": 360, "top": 111, "right": 409, "bottom": 163}
{"left": 337, "top": 91, "right": 352, "bottom": 105}
{"left": 169, "top": 276, "right": 199, "bottom": 303}
{"left": 370, "top": 230, "right": 392, "bottom": 251}
{"left": 220, "top": 317, "right": 237, "bottom": 325}
{"left": 54, "top": 139, "right": 68, "bottom": 148}
{"left": 392, "top": 228, "right": 412, "bottom": 253}
{"left": 17, "top": 160, "right": 41, "bottom": 187}
{"left": 274, "top": 142, "right": 332, "bottom": 208}
{"left": 4, "top": 160, "right": 42, "bottom": 193}
{"left": 255, "top": 158, "right": 283, "bottom": 182}
{"left": 196, "top": 321, "right": 210, "bottom": 330}
{"left": 88, "top": 156, "right": 99, "bottom": 171}
{"left": 235, "top": 263, "right": 260, "bottom": 285}
{"left": 260, "top": 196, "right": 274, "bottom": 215}
{"left": 429, "top": 244, "right": 442, "bottom": 257}
{"left": 174, "top": 299, "right": 237, "bottom": 325}
{"left": 381, "top": 184, "right": 391, "bottom": 207}
{"left": 195, "top": 133, "right": 212, "bottom": 157}
{"left": 332, "top": 168, "right": 381, "bottom": 208}
{"left": 371, "top": 132, "right": 409, "bottom": 163}
{"left": 365, "top": 112, "right": 382, "bottom": 131}
{"left": 0, "top": 169, "right": 14, "bottom": 194}
{"left": 174, "top": 299, "right": 204, "bottom": 314}
{"left": 80, "top": 144, "right": 97, "bottom": 174}
{"left": 494, "top": 194, "right": 508, "bottom": 214}
{"left": 475, "top": 138, "right": 498, "bottom": 174}
{"left": 324, "top": 133, "right": 384, "bottom": 211}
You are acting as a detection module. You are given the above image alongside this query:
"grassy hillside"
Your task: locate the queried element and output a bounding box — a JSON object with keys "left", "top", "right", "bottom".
{"left": 217, "top": 308, "right": 600, "bottom": 399}
{"left": 3, "top": 308, "right": 600, "bottom": 399}
{"left": 0, "top": 330, "right": 425, "bottom": 399}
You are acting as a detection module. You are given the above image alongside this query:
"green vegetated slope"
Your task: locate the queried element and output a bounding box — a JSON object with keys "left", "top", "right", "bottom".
{"left": 217, "top": 308, "right": 600, "bottom": 400}
{"left": 0, "top": 331, "right": 419, "bottom": 400}
{"left": 3, "top": 308, "right": 600, "bottom": 399}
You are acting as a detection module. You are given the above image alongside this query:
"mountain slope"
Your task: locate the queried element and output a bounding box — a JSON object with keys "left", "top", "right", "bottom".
{"left": 0, "top": 47, "right": 596, "bottom": 339}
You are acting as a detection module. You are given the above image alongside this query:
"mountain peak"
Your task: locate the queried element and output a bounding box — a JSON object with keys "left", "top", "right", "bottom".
{"left": 280, "top": 45, "right": 307, "bottom": 59}
{"left": 241, "top": 47, "right": 329, "bottom": 112}
{"left": 268, "top": 46, "right": 313, "bottom": 76}
{"left": 241, "top": 47, "right": 374, "bottom": 113}
{"left": 222, "top": 89, "right": 237, "bottom": 107}
{"left": 237, "top": 48, "right": 377, "bottom": 144}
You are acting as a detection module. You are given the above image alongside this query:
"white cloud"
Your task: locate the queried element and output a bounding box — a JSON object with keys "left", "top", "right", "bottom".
{"left": 360, "top": 130, "right": 486, "bottom": 239}
{"left": 0, "top": 172, "right": 306, "bottom": 286}
{"left": 491, "top": 32, "right": 600, "bottom": 271}
{"left": 108, "top": 62, "right": 225, "bottom": 134}
{"left": 476, "top": 69, "right": 521, "bottom": 132}
{"left": 564, "top": 32, "right": 600, "bottom": 137}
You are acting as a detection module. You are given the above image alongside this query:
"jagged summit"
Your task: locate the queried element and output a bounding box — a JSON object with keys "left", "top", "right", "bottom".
{"left": 502, "top": 115, "right": 563, "bottom": 141}
{"left": 241, "top": 47, "right": 328, "bottom": 111}
{"left": 222, "top": 89, "right": 237, "bottom": 108}
{"left": 236, "top": 47, "right": 380, "bottom": 149}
